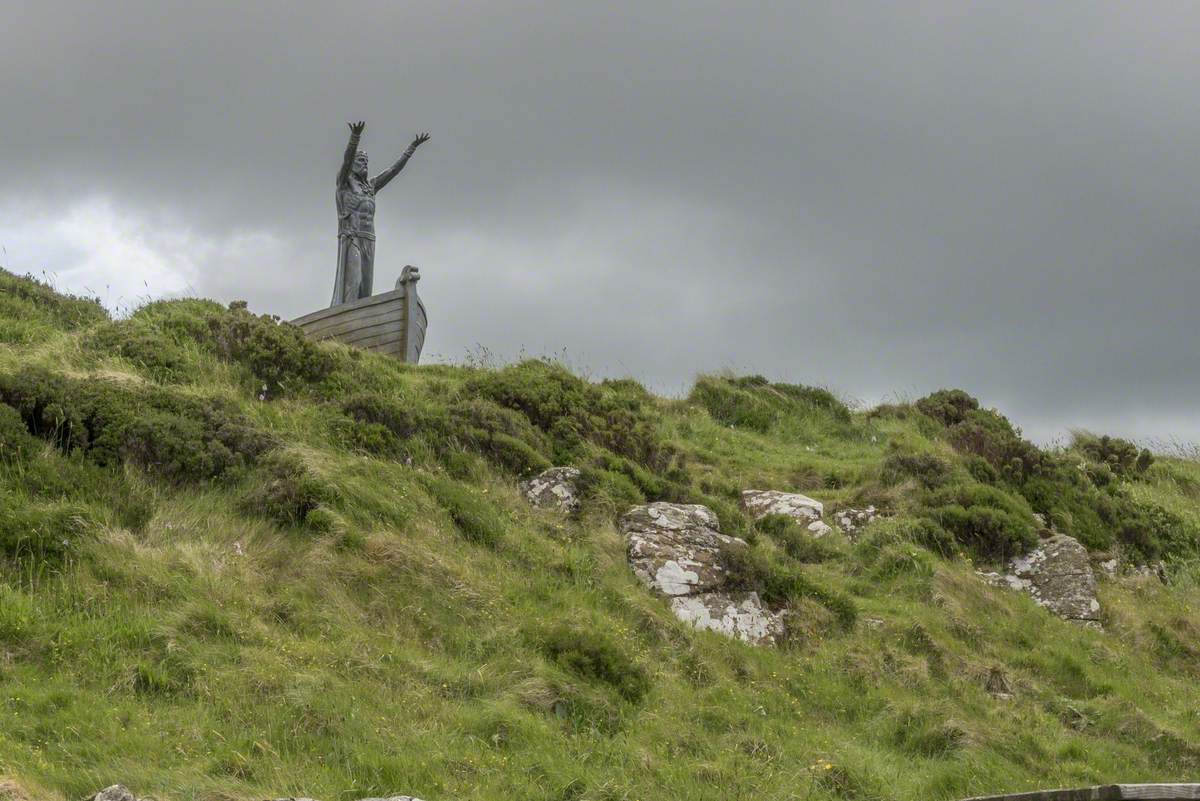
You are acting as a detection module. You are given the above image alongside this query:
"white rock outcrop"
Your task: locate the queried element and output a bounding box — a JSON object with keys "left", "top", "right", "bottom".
{"left": 620, "top": 502, "right": 784, "bottom": 645}
{"left": 807, "top": 520, "right": 833, "bottom": 537}
{"left": 977, "top": 533, "right": 1101, "bottom": 626}
{"left": 520, "top": 466, "right": 581, "bottom": 513}
{"left": 740, "top": 490, "right": 823, "bottom": 523}
{"left": 833, "top": 506, "right": 882, "bottom": 538}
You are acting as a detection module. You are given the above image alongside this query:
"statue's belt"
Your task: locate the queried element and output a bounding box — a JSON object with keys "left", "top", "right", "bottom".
{"left": 339, "top": 231, "right": 376, "bottom": 241}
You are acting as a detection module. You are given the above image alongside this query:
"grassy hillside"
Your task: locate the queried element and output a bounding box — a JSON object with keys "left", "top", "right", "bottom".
{"left": 0, "top": 268, "right": 1198, "bottom": 801}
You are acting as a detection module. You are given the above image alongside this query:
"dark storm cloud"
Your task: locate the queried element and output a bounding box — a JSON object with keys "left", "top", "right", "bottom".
{"left": 2, "top": 1, "right": 1199, "bottom": 442}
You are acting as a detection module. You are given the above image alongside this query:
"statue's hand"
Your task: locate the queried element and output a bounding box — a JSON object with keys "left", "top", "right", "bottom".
{"left": 348, "top": 121, "right": 366, "bottom": 136}
{"left": 411, "top": 132, "right": 431, "bottom": 148}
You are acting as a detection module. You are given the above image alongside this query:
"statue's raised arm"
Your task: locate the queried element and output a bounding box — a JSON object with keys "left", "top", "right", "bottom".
{"left": 372, "top": 132, "right": 431, "bottom": 193}
{"left": 338, "top": 121, "right": 366, "bottom": 187}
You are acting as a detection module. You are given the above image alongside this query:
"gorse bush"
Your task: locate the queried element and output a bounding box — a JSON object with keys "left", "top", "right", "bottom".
{"left": 0, "top": 366, "right": 274, "bottom": 484}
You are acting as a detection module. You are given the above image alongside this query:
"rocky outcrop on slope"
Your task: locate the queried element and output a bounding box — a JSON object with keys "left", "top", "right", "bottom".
{"left": 620, "top": 502, "right": 784, "bottom": 645}
{"left": 832, "top": 506, "right": 883, "bottom": 538}
{"left": 740, "top": 490, "right": 823, "bottom": 524}
{"left": 978, "top": 533, "right": 1101, "bottom": 626}
{"left": 741, "top": 489, "right": 835, "bottom": 536}
{"left": 520, "top": 466, "right": 581, "bottom": 513}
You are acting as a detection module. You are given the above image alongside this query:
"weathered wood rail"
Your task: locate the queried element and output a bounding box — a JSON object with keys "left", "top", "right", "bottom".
{"left": 962, "top": 785, "right": 1200, "bottom": 801}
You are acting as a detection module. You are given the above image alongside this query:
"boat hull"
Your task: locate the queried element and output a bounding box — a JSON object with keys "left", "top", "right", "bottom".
{"left": 291, "top": 280, "right": 426, "bottom": 363}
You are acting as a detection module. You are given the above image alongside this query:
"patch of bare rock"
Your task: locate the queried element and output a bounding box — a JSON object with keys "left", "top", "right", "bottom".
{"left": 977, "top": 533, "right": 1101, "bottom": 627}
{"left": 831, "top": 506, "right": 882, "bottom": 538}
{"left": 740, "top": 489, "right": 835, "bottom": 537}
{"left": 739, "top": 489, "right": 887, "bottom": 539}
{"left": 520, "top": 466, "right": 581, "bottom": 513}
{"left": 620, "top": 502, "right": 785, "bottom": 645}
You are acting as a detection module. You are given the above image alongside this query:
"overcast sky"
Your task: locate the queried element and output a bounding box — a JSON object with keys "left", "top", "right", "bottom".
{"left": 2, "top": 2, "right": 1198, "bottom": 444}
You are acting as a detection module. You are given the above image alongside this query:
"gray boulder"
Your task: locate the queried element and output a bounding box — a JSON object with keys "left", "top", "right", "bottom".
{"left": 807, "top": 520, "right": 833, "bottom": 537}
{"left": 740, "top": 489, "right": 823, "bottom": 523}
{"left": 520, "top": 466, "right": 581, "bottom": 513}
{"left": 620, "top": 502, "right": 784, "bottom": 645}
{"left": 90, "top": 789, "right": 135, "bottom": 801}
{"left": 621, "top": 503, "right": 736, "bottom": 596}
{"left": 978, "top": 533, "right": 1101, "bottom": 626}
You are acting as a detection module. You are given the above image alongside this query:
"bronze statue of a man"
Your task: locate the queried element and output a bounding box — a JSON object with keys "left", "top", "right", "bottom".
{"left": 331, "top": 121, "right": 430, "bottom": 306}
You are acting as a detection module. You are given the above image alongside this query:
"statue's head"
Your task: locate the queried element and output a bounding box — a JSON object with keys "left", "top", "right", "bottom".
{"left": 353, "top": 150, "right": 368, "bottom": 178}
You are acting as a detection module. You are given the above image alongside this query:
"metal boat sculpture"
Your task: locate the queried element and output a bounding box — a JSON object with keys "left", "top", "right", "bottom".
{"left": 292, "top": 266, "right": 427, "bottom": 363}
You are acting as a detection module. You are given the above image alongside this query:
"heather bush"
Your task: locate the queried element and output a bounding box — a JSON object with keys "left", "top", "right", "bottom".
{"left": 914, "top": 389, "right": 979, "bottom": 427}
{"left": 87, "top": 320, "right": 194, "bottom": 383}
{"left": 917, "top": 483, "right": 1037, "bottom": 561}
{"left": 1074, "top": 432, "right": 1154, "bottom": 478}
{"left": 206, "top": 302, "right": 335, "bottom": 397}
{"left": 469, "top": 360, "right": 675, "bottom": 470}
{"left": 0, "top": 366, "right": 273, "bottom": 484}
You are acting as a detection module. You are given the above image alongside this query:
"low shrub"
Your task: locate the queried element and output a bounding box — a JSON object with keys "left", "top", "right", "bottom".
{"left": 0, "top": 366, "right": 274, "bottom": 484}
{"left": 880, "top": 451, "right": 953, "bottom": 489}
{"left": 918, "top": 484, "right": 1037, "bottom": 561}
{"left": 343, "top": 392, "right": 554, "bottom": 476}
{"left": 1074, "top": 433, "right": 1154, "bottom": 478}
{"left": 87, "top": 321, "right": 194, "bottom": 383}
{"left": 238, "top": 452, "right": 330, "bottom": 528}
{"left": 469, "top": 360, "right": 676, "bottom": 470}
{"left": 721, "top": 542, "right": 856, "bottom": 629}
{"left": 915, "top": 389, "right": 979, "bottom": 427}
{"left": 207, "top": 302, "right": 335, "bottom": 398}
{"left": 0, "top": 269, "right": 107, "bottom": 331}
{"left": 689, "top": 374, "right": 851, "bottom": 434}
{"left": 537, "top": 623, "right": 649, "bottom": 703}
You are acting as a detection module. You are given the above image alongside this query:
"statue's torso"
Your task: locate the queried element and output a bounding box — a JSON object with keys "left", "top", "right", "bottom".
{"left": 337, "top": 179, "right": 376, "bottom": 239}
